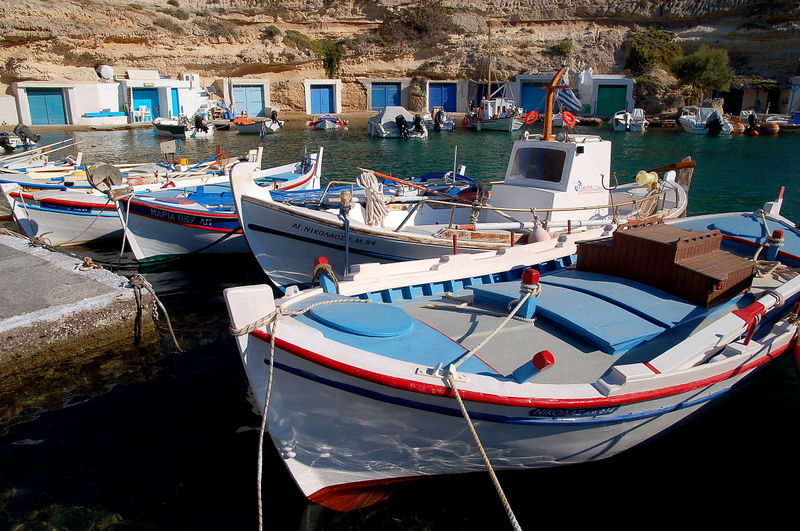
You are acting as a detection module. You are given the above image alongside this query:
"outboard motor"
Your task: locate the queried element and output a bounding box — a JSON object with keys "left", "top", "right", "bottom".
{"left": 0, "top": 133, "right": 13, "bottom": 153}
{"left": 413, "top": 114, "right": 424, "bottom": 134}
{"left": 395, "top": 114, "right": 409, "bottom": 138}
{"left": 433, "top": 109, "right": 444, "bottom": 132}
{"left": 706, "top": 112, "right": 722, "bottom": 135}
{"left": 745, "top": 112, "right": 759, "bottom": 135}
{"left": 194, "top": 114, "right": 209, "bottom": 133}
{"left": 270, "top": 109, "right": 279, "bottom": 123}
{"left": 13, "top": 123, "right": 41, "bottom": 145}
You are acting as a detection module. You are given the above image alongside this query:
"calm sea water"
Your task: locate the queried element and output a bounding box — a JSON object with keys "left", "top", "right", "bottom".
{"left": 2, "top": 124, "right": 800, "bottom": 530}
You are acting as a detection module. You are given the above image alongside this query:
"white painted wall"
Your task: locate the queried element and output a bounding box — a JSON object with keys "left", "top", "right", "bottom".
{"left": 0, "top": 96, "right": 19, "bottom": 124}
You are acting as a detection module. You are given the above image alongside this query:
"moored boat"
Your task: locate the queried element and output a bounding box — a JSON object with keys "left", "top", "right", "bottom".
{"left": 367, "top": 106, "right": 428, "bottom": 138}
{"left": 678, "top": 106, "right": 733, "bottom": 135}
{"left": 225, "top": 189, "right": 800, "bottom": 513}
{"left": 609, "top": 110, "right": 631, "bottom": 132}
{"left": 308, "top": 115, "right": 347, "bottom": 130}
{"left": 153, "top": 115, "right": 214, "bottom": 138}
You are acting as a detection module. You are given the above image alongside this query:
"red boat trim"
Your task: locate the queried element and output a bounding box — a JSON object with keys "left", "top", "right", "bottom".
{"left": 122, "top": 198, "right": 236, "bottom": 219}
{"left": 722, "top": 234, "right": 800, "bottom": 263}
{"left": 9, "top": 191, "right": 115, "bottom": 210}
{"left": 250, "top": 329, "right": 791, "bottom": 409}
{"left": 308, "top": 476, "right": 415, "bottom": 512}
{"left": 275, "top": 163, "right": 317, "bottom": 191}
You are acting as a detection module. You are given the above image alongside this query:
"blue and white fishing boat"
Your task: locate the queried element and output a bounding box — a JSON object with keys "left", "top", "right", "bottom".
{"left": 117, "top": 148, "right": 324, "bottom": 262}
{"left": 308, "top": 115, "right": 347, "bottom": 130}
{"left": 225, "top": 188, "right": 800, "bottom": 513}
{"left": 231, "top": 69, "right": 690, "bottom": 288}
{"left": 1, "top": 147, "right": 266, "bottom": 247}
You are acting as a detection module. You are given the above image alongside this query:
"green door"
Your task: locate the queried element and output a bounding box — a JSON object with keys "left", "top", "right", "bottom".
{"left": 595, "top": 85, "right": 628, "bottom": 118}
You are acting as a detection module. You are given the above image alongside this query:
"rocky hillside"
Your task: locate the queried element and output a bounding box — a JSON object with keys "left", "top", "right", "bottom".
{"left": 2, "top": 0, "right": 798, "bottom": 112}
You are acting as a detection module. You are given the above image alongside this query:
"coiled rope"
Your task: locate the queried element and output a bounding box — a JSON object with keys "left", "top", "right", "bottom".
{"left": 355, "top": 170, "right": 389, "bottom": 227}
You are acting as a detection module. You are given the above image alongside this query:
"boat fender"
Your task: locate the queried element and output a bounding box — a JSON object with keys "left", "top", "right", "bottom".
{"left": 510, "top": 349, "right": 555, "bottom": 383}
{"left": 561, "top": 111, "right": 577, "bottom": 127}
{"left": 310, "top": 256, "right": 339, "bottom": 294}
{"left": 532, "top": 225, "right": 550, "bottom": 241}
{"left": 524, "top": 110, "right": 539, "bottom": 124}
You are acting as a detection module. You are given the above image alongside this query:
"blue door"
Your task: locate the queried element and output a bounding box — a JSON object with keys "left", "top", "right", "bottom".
{"left": 310, "top": 85, "right": 334, "bottom": 114}
{"left": 429, "top": 83, "right": 457, "bottom": 112}
{"left": 232, "top": 85, "right": 265, "bottom": 117}
{"left": 521, "top": 83, "right": 547, "bottom": 114}
{"left": 27, "top": 88, "right": 67, "bottom": 125}
{"left": 132, "top": 88, "right": 160, "bottom": 119}
{"left": 371, "top": 83, "right": 401, "bottom": 111}
{"left": 171, "top": 88, "right": 181, "bottom": 117}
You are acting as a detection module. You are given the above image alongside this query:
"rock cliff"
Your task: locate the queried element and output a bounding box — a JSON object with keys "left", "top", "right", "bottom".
{"left": 1, "top": 0, "right": 798, "bottom": 112}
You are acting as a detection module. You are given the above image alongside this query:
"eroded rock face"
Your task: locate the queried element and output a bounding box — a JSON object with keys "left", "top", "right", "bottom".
{"left": 1, "top": 0, "right": 797, "bottom": 111}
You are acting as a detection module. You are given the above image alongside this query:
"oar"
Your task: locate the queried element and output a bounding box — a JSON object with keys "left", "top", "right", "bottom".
{"left": 645, "top": 160, "right": 696, "bottom": 174}
{"left": 358, "top": 168, "right": 472, "bottom": 204}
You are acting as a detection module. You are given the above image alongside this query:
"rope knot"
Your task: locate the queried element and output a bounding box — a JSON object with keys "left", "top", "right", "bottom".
{"left": 77, "top": 256, "right": 103, "bottom": 271}
{"left": 310, "top": 262, "right": 340, "bottom": 292}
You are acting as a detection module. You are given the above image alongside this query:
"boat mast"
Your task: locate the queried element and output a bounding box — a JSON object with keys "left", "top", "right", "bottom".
{"left": 542, "top": 67, "right": 568, "bottom": 141}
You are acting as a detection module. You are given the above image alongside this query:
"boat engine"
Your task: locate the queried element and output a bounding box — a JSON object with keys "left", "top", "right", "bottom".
{"left": 194, "top": 114, "right": 209, "bottom": 133}
{"left": 270, "top": 109, "right": 279, "bottom": 123}
{"left": 13, "top": 124, "right": 41, "bottom": 144}
{"left": 706, "top": 114, "right": 723, "bottom": 135}
{"left": 433, "top": 109, "right": 444, "bottom": 132}
{"left": 745, "top": 112, "right": 759, "bottom": 135}
{"left": 413, "top": 114, "right": 425, "bottom": 133}
{"left": 395, "top": 114, "right": 409, "bottom": 138}
{"left": 0, "top": 133, "right": 13, "bottom": 152}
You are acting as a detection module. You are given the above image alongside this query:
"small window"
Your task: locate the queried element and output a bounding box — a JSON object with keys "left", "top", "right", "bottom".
{"left": 508, "top": 148, "right": 566, "bottom": 183}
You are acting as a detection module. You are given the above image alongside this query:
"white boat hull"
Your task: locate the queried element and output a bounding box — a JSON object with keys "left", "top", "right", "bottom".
{"left": 467, "top": 116, "right": 522, "bottom": 132}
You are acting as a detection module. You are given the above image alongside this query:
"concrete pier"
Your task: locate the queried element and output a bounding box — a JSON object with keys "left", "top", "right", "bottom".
{"left": 0, "top": 232, "right": 156, "bottom": 375}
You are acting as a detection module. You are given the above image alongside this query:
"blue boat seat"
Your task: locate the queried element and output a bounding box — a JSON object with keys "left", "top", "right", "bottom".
{"left": 469, "top": 278, "right": 669, "bottom": 355}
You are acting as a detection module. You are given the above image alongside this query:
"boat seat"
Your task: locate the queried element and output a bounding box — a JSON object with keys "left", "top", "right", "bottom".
{"left": 469, "top": 279, "right": 668, "bottom": 355}
{"left": 292, "top": 295, "right": 500, "bottom": 375}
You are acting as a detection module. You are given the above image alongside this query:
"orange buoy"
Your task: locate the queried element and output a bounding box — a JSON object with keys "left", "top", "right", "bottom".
{"left": 561, "top": 111, "right": 577, "bottom": 127}
{"left": 524, "top": 110, "right": 539, "bottom": 124}
{"left": 761, "top": 122, "right": 780, "bottom": 135}
{"left": 731, "top": 122, "right": 745, "bottom": 134}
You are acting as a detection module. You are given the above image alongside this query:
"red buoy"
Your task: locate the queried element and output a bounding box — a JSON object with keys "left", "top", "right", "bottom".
{"left": 533, "top": 350, "right": 555, "bottom": 371}
{"left": 522, "top": 268, "right": 540, "bottom": 285}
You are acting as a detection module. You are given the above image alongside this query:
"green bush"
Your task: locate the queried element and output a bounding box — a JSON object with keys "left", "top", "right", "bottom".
{"left": 625, "top": 29, "right": 682, "bottom": 74}
{"left": 129, "top": 3, "right": 143, "bottom": 9}
{"left": 283, "top": 29, "right": 314, "bottom": 51}
{"left": 378, "top": 0, "right": 457, "bottom": 46}
{"left": 312, "top": 38, "right": 345, "bottom": 78}
{"left": 157, "top": 7, "right": 191, "bottom": 20}
{"left": 167, "top": 0, "right": 179, "bottom": 6}
{"left": 671, "top": 45, "right": 733, "bottom": 99}
{"left": 207, "top": 19, "right": 239, "bottom": 40}
{"left": 261, "top": 25, "right": 281, "bottom": 41}
{"left": 552, "top": 38, "right": 573, "bottom": 55}
{"left": 153, "top": 15, "right": 184, "bottom": 33}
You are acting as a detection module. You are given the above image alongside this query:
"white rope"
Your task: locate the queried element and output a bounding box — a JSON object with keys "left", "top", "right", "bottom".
{"left": 446, "top": 370, "right": 522, "bottom": 531}
{"left": 356, "top": 170, "right": 389, "bottom": 227}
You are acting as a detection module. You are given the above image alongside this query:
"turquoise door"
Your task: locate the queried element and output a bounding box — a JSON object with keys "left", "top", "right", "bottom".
{"left": 27, "top": 88, "right": 67, "bottom": 125}
{"left": 371, "top": 83, "right": 400, "bottom": 111}
{"left": 232, "top": 85, "right": 265, "bottom": 117}
{"left": 171, "top": 88, "right": 181, "bottom": 117}
{"left": 521, "top": 83, "right": 547, "bottom": 113}
{"left": 132, "top": 88, "right": 160, "bottom": 119}
{"left": 595, "top": 85, "right": 628, "bottom": 118}
{"left": 310, "top": 85, "right": 334, "bottom": 114}
{"left": 428, "top": 83, "right": 457, "bottom": 112}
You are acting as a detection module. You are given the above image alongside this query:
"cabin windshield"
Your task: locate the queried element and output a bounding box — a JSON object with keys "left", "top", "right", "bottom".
{"left": 508, "top": 147, "right": 566, "bottom": 183}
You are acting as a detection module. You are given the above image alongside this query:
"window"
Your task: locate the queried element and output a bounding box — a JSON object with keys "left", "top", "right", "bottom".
{"left": 508, "top": 148, "right": 566, "bottom": 183}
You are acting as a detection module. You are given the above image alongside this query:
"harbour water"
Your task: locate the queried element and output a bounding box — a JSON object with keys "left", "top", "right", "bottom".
{"left": 2, "top": 123, "right": 800, "bottom": 530}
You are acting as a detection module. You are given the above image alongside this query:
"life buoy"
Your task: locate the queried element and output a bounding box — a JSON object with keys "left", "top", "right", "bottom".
{"left": 561, "top": 111, "right": 577, "bottom": 127}
{"left": 524, "top": 110, "right": 539, "bottom": 124}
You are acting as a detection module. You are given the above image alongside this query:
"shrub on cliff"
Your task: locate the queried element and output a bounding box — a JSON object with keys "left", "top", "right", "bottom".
{"left": 672, "top": 45, "right": 733, "bottom": 101}
{"left": 625, "top": 29, "right": 681, "bottom": 74}
{"left": 378, "top": 0, "right": 457, "bottom": 47}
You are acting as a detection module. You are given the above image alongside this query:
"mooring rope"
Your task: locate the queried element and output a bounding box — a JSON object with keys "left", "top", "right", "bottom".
{"left": 228, "top": 296, "right": 372, "bottom": 531}
{"left": 445, "top": 369, "right": 522, "bottom": 531}
{"left": 356, "top": 170, "right": 389, "bottom": 227}
{"left": 129, "top": 274, "right": 183, "bottom": 352}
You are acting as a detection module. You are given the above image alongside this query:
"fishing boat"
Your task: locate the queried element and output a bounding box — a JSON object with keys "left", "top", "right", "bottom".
{"left": 367, "top": 107, "right": 428, "bottom": 138}
{"left": 764, "top": 111, "right": 800, "bottom": 134}
{"left": 424, "top": 107, "right": 455, "bottom": 132}
{"left": 678, "top": 106, "right": 733, "bottom": 135}
{"left": 308, "top": 115, "right": 347, "bottom": 130}
{"left": 231, "top": 68, "right": 690, "bottom": 288}
{"left": 225, "top": 185, "right": 800, "bottom": 513}
{"left": 116, "top": 148, "right": 324, "bottom": 262}
{"left": 0, "top": 124, "right": 41, "bottom": 152}
{"left": 234, "top": 115, "right": 284, "bottom": 135}
{"left": 609, "top": 110, "right": 631, "bottom": 132}
{"left": 152, "top": 115, "right": 214, "bottom": 138}
{"left": 1, "top": 148, "right": 261, "bottom": 247}
{"left": 463, "top": 89, "right": 524, "bottom": 132}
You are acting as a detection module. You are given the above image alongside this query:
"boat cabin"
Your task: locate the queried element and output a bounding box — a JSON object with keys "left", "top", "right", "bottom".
{"left": 482, "top": 134, "right": 613, "bottom": 224}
